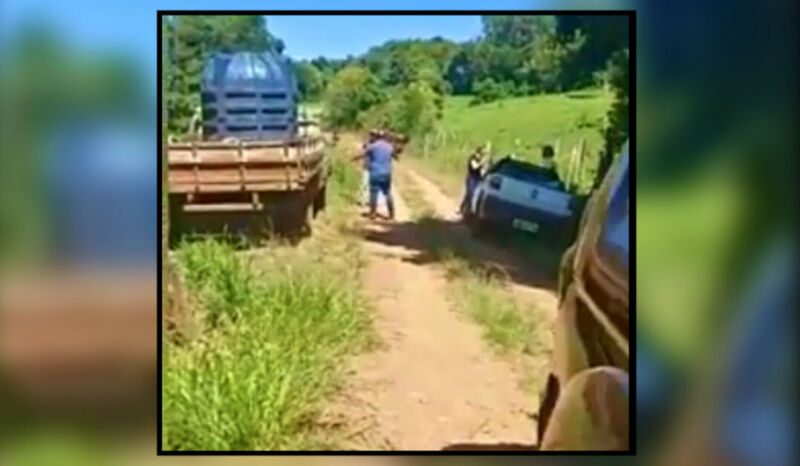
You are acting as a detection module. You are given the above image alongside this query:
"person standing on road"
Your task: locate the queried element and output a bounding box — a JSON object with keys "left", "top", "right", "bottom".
{"left": 459, "top": 145, "right": 488, "bottom": 215}
{"left": 541, "top": 145, "right": 556, "bottom": 171}
{"left": 364, "top": 129, "right": 397, "bottom": 220}
{"left": 359, "top": 130, "right": 378, "bottom": 206}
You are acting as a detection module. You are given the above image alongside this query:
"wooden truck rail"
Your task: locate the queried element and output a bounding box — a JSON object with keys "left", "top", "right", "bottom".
{"left": 167, "top": 136, "right": 327, "bottom": 212}
{"left": 168, "top": 136, "right": 325, "bottom": 193}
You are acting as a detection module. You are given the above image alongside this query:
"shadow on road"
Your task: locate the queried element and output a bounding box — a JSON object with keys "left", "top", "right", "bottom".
{"left": 358, "top": 216, "right": 564, "bottom": 291}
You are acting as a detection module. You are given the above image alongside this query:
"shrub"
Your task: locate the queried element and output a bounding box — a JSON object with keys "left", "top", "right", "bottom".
{"left": 322, "top": 65, "right": 385, "bottom": 131}
{"left": 470, "top": 78, "right": 508, "bottom": 106}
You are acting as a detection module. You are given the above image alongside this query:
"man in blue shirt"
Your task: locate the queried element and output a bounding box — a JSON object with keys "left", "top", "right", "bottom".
{"left": 363, "top": 130, "right": 397, "bottom": 220}
{"left": 359, "top": 130, "right": 378, "bottom": 206}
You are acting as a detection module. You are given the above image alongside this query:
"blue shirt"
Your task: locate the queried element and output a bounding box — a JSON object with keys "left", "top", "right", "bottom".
{"left": 365, "top": 140, "right": 394, "bottom": 177}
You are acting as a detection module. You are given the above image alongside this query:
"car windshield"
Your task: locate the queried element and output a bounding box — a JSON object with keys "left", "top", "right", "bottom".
{"left": 492, "top": 159, "right": 564, "bottom": 190}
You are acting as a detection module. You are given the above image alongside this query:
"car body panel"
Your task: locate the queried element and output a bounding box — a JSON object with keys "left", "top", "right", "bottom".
{"left": 479, "top": 194, "right": 574, "bottom": 230}
{"left": 470, "top": 158, "right": 575, "bottom": 232}
{"left": 483, "top": 172, "right": 572, "bottom": 217}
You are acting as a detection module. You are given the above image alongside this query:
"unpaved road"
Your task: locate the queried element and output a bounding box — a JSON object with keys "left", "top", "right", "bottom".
{"left": 337, "top": 164, "right": 557, "bottom": 450}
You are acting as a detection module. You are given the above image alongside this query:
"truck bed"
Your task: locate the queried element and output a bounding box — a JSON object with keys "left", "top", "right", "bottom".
{"left": 167, "top": 136, "right": 326, "bottom": 195}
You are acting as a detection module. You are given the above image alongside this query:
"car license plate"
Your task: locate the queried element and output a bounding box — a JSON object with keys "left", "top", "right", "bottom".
{"left": 512, "top": 218, "right": 539, "bottom": 233}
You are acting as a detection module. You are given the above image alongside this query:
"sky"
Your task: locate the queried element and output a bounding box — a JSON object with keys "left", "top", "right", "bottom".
{"left": 267, "top": 15, "right": 483, "bottom": 60}
{"left": 0, "top": 0, "right": 543, "bottom": 91}
{"left": 1, "top": 0, "right": 533, "bottom": 62}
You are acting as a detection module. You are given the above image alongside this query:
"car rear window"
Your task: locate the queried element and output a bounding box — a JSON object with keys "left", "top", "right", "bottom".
{"left": 492, "top": 159, "right": 565, "bottom": 190}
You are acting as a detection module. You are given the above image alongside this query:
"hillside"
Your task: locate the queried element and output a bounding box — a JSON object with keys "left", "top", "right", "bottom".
{"left": 410, "top": 88, "right": 613, "bottom": 194}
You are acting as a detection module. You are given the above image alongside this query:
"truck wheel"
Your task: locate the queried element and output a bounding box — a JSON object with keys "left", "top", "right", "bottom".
{"left": 167, "top": 195, "right": 185, "bottom": 247}
{"left": 293, "top": 191, "right": 313, "bottom": 237}
{"left": 536, "top": 374, "right": 560, "bottom": 444}
{"left": 303, "top": 201, "right": 314, "bottom": 234}
{"left": 313, "top": 183, "right": 327, "bottom": 217}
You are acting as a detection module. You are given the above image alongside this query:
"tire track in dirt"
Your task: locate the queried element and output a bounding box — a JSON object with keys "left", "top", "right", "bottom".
{"left": 336, "top": 170, "right": 535, "bottom": 450}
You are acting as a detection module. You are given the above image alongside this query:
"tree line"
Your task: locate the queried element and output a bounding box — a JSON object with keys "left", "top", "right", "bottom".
{"left": 303, "top": 15, "right": 629, "bottom": 156}
{"left": 162, "top": 15, "right": 629, "bottom": 157}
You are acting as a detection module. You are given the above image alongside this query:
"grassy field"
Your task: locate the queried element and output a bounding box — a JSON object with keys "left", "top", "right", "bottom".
{"left": 410, "top": 88, "right": 613, "bottom": 195}
{"left": 162, "top": 146, "right": 374, "bottom": 451}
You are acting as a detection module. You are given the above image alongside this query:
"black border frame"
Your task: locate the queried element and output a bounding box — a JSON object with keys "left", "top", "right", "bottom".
{"left": 157, "top": 8, "right": 636, "bottom": 456}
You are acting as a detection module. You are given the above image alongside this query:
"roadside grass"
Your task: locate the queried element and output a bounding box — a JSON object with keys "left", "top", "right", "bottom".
{"left": 411, "top": 89, "right": 612, "bottom": 195}
{"left": 432, "top": 243, "right": 552, "bottom": 395}
{"left": 327, "top": 144, "right": 362, "bottom": 211}
{"left": 439, "top": 252, "right": 550, "bottom": 361}
{"left": 162, "top": 146, "right": 374, "bottom": 451}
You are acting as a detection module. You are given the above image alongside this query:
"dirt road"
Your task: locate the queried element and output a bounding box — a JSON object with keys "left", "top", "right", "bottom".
{"left": 336, "top": 165, "right": 557, "bottom": 450}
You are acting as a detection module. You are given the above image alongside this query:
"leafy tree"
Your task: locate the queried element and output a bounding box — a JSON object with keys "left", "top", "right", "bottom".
{"left": 470, "top": 78, "right": 508, "bottom": 105}
{"left": 322, "top": 65, "right": 385, "bottom": 130}
{"left": 391, "top": 82, "right": 440, "bottom": 136}
{"left": 295, "top": 61, "right": 323, "bottom": 102}
{"left": 482, "top": 15, "right": 557, "bottom": 49}
{"left": 359, "top": 38, "right": 458, "bottom": 87}
{"left": 525, "top": 29, "right": 586, "bottom": 93}
{"left": 603, "top": 48, "right": 630, "bottom": 158}
{"left": 557, "top": 15, "right": 629, "bottom": 88}
{"left": 387, "top": 48, "right": 432, "bottom": 87}
{"left": 445, "top": 46, "right": 475, "bottom": 95}
{"left": 359, "top": 82, "right": 439, "bottom": 137}
{"left": 591, "top": 48, "right": 630, "bottom": 190}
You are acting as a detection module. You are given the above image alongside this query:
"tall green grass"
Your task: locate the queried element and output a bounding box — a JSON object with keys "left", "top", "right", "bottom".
{"left": 328, "top": 149, "right": 362, "bottom": 210}
{"left": 162, "top": 237, "right": 373, "bottom": 450}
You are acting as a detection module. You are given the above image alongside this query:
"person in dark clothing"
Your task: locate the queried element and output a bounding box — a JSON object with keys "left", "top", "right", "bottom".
{"left": 363, "top": 130, "right": 397, "bottom": 220}
{"left": 541, "top": 144, "right": 556, "bottom": 171}
{"left": 459, "top": 145, "right": 488, "bottom": 215}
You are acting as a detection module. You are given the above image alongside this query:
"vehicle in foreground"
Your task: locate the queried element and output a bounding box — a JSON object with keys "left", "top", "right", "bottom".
{"left": 537, "top": 142, "right": 630, "bottom": 450}
{"left": 465, "top": 156, "right": 578, "bottom": 242}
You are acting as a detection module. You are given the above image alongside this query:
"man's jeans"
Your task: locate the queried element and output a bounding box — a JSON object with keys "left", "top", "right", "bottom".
{"left": 460, "top": 174, "right": 481, "bottom": 214}
{"left": 369, "top": 173, "right": 395, "bottom": 218}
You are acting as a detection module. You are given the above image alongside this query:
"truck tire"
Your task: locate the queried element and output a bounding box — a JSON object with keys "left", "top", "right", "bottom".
{"left": 167, "top": 195, "right": 185, "bottom": 247}
{"left": 290, "top": 193, "right": 313, "bottom": 237}
{"left": 303, "top": 199, "right": 314, "bottom": 234}
{"left": 536, "top": 374, "right": 560, "bottom": 444}
{"left": 313, "top": 183, "right": 327, "bottom": 217}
